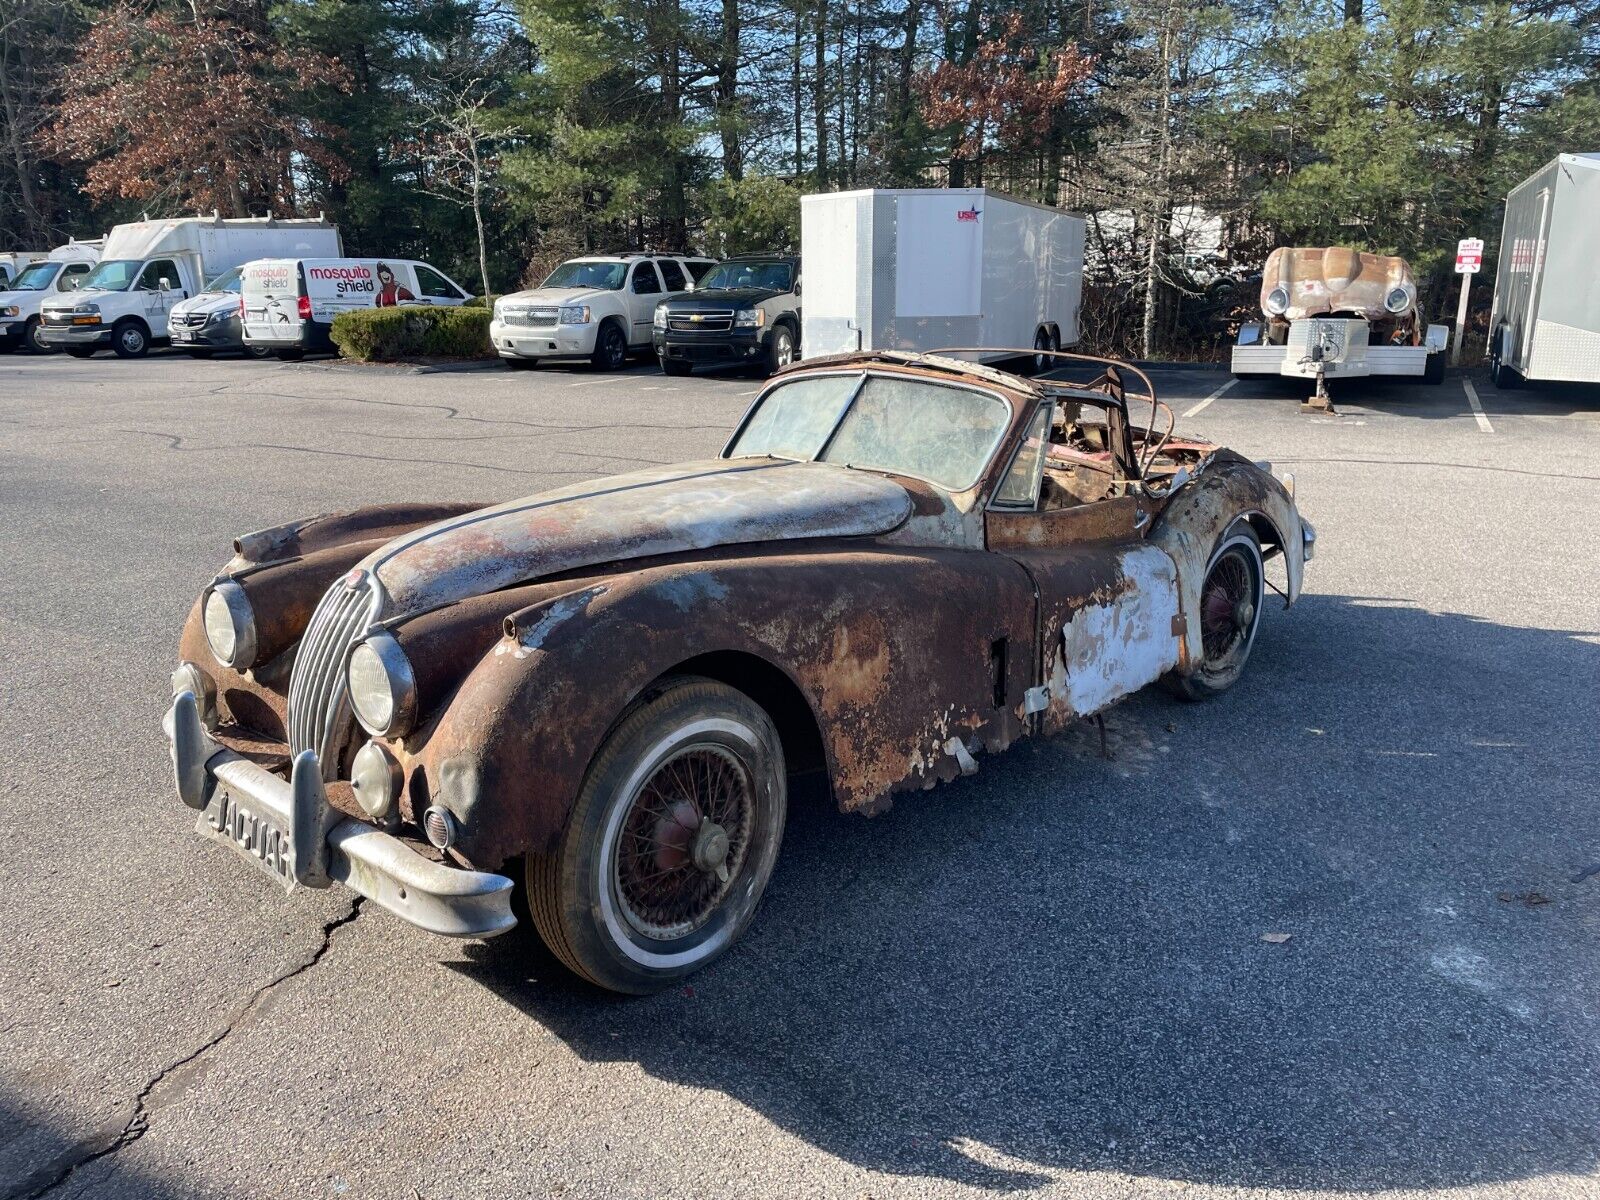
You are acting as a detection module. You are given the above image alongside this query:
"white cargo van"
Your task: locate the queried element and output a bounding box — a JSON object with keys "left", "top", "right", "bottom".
{"left": 0, "top": 240, "right": 102, "bottom": 354}
{"left": 241, "top": 258, "right": 471, "bottom": 359}
{"left": 800, "top": 188, "right": 1085, "bottom": 367}
{"left": 1488, "top": 153, "right": 1600, "bottom": 388}
{"left": 39, "top": 214, "right": 341, "bottom": 358}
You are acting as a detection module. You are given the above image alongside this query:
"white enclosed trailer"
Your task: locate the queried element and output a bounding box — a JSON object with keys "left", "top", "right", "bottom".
{"left": 1488, "top": 153, "right": 1600, "bottom": 387}
{"left": 38, "top": 213, "right": 340, "bottom": 358}
{"left": 800, "top": 188, "right": 1085, "bottom": 364}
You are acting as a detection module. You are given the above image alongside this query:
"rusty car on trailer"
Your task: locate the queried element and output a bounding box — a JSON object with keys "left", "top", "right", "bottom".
{"left": 164, "top": 349, "right": 1316, "bottom": 993}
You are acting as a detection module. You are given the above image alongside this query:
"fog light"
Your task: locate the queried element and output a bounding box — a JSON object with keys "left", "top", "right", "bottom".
{"left": 423, "top": 805, "right": 459, "bottom": 850}
{"left": 350, "top": 740, "right": 401, "bottom": 820}
{"left": 170, "top": 661, "right": 218, "bottom": 730}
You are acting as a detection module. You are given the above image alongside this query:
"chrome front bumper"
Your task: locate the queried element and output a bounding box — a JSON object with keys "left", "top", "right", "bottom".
{"left": 164, "top": 692, "right": 516, "bottom": 938}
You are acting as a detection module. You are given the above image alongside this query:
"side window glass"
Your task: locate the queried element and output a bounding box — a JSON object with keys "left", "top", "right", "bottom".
{"left": 138, "top": 259, "right": 178, "bottom": 290}
{"left": 632, "top": 263, "right": 662, "bottom": 295}
{"left": 688, "top": 260, "right": 716, "bottom": 282}
{"left": 415, "top": 265, "right": 462, "bottom": 299}
{"left": 658, "top": 259, "right": 687, "bottom": 291}
{"left": 993, "top": 404, "right": 1053, "bottom": 508}
{"left": 61, "top": 264, "right": 90, "bottom": 290}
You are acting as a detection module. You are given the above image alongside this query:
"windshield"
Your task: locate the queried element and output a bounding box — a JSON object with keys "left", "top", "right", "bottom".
{"left": 8, "top": 263, "right": 58, "bottom": 291}
{"left": 81, "top": 259, "right": 140, "bottom": 292}
{"left": 540, "top": 261, "right": 626, "bottom": 291}
{"left": 728, "top": 372, "right": 1012, "bottom": 492}
{"left": 699, "top": 261, "right": 795, "bottom": 292}
{"left": 203, "top": 266, "right": 243, "bottom": 294}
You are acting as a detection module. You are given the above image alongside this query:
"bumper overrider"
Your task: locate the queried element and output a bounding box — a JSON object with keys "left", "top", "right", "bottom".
{"left": 162, "top": 690, "right": 516, "bottom": 938}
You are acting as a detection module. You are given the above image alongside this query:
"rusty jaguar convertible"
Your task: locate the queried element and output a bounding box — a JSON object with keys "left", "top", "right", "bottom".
{"left": 164, "top": 350, "right": 1314, "bottom": 993}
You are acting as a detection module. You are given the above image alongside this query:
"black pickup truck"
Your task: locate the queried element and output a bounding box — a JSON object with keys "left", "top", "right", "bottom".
{"left": 652, "top": 255, "right": 801, "bottom": 376}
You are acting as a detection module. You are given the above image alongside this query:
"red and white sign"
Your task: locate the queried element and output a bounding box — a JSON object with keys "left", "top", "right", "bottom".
{"left": 1455, "top": 237, "right": 1484, "bottom": 275}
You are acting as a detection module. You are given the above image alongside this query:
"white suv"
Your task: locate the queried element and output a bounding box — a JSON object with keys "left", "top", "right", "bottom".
{"left": 491, "top": 254, "right": 712, "bottom": 370}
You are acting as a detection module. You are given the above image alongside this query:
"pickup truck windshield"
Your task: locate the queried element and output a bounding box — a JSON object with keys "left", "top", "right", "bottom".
{"left": 541, "top": 261, "right": 626, "bottom": 290}
{"left": 81, "top": 259, "right": 140, "bottom": 292}
{"left": 203, "top": 267, "right": 244, "bottom": 294}
{"left": 8, "top": 263, "right": 58, "bottom": 291}
{"left": 728, "top": 372, "right": 1011, "bottom": 492}
{"left": 700, "top": 261, "right": 794, "bottom": 292}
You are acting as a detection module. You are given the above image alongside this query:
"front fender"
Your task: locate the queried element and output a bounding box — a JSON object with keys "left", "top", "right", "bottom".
{"left": 1150, "top": 454, "right": 1306, "bottom": 674}
{"left": 412, "top": 545, "right": 1038, "bottom": 868}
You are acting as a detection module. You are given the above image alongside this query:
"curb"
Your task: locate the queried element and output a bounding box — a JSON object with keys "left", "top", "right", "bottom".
{"left": 285, "top": 357, "right": 503, "bottom": 376}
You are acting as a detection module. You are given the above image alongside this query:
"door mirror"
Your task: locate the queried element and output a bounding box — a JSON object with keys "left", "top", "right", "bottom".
{"left": 159, "top": 277, "right": 174, "bottom": 292}
{"left": 793, "top": 278, "right": 802, "bottom": 297}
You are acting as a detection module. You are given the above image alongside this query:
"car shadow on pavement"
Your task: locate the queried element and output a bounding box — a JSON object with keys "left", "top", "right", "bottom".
{"left": 450, "top": 594, "right": 1600, "bottom": 1193}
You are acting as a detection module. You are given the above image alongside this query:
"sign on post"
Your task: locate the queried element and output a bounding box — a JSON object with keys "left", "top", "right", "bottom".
{"left": 1451, "top": 237, "right": 1483, "bottom": 365}
{"left": 1455, "top": 237, "right": 1484, "bottom": 274}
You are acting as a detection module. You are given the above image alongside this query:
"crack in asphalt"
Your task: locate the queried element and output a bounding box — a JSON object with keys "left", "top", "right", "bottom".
{"left": 7, "top": 898, "right": 364, "bottom": 1200}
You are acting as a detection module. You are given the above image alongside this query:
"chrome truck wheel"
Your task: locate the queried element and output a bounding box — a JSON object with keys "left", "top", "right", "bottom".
{"left": 528, "top": 677, "right": 786, "bottom": 993}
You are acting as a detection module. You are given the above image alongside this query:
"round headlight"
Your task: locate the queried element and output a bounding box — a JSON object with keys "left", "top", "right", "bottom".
{"left": 1264, "top": 286, "right": 1290, "bottom": 316}
{"left": 347, "top": 632, "right": 417, "bottom": 737}
{"left": 350, "top": 739, "right": 401, "bottom": 820}
{"left": 1384, "top": 286, "right": 1411, "bottom": 314}
{"left": 203, "top": 581, "right": 257, "bottom": 669}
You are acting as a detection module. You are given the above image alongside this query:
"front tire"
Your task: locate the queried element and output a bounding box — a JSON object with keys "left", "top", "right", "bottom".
{"left": 1170, "top": 524, "right": 1264, "bottom": 700}
{"left": 23, "top": 316, "right": 50, "bottom": 354}
{"left": 764, "top": 324, "right": 796, "bottom": 376}
{"left": 527, "top": 677, "right": 787, "bottom": 994}
{"left": 111, "top": 319, "right": 149, "bottom": 358}
{"left": 590, "top": 321, "right": 627, "bottom": 371}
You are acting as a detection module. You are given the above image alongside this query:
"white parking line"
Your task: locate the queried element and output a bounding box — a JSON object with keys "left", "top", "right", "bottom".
{"left": 1462, "top": 379, "right": 1493, "bottom": 433}
{"left": 1182, "top": 379, "right": 1235, "bottom": 419}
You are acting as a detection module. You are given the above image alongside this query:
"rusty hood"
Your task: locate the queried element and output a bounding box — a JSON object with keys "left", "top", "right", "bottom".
{"left": 360, "top": 459, "right": 914, "bottom": 618}
{"left": 1263, "top": 246, "right": 1417, "bottom": 321}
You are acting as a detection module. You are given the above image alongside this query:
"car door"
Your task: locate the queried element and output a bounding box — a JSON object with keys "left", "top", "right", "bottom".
{"left": 137, "top": 258, "right": 186, "bottom": 328}
{"left": 984, "top": 398, "right": 1180, "bottom": 733}
{"left": 627, "top": 261, "right": 664, "bottom": 344}
{"left": 413, "top": 263, "right": 470, "bottom": 307}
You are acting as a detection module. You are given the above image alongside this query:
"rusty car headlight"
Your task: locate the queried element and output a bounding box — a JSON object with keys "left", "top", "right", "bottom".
{"left": 348, "top": 632, "right": 417, "bottom": 738}
{"left": 1384, "top": 286, "right": 1412, "bottom": 314}
{"left": 203, "top": 580, "right": 258, "bottom": 669}
{"left": 350, "top": 739, "right": 402, "bottom": 820}
{"left": 1264, "top": 287, "right": 1290, "bottom": 316}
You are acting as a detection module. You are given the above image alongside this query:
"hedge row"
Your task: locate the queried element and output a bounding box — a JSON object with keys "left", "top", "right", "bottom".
{"left": 329, "top": 305, "right": 493, "bottom": 362}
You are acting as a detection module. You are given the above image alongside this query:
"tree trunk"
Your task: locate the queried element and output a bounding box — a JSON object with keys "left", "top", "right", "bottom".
{"left": 471, "top": 143, "right": 491, "bottom": 301}
{"left": 718, "top": 0, "right": 743, "bottom": 179}
{"left": 813, "top": 0, "right": 828, "bottom": 188}
{"left": 792, "top": 2, "right": 804, "bottom": 176}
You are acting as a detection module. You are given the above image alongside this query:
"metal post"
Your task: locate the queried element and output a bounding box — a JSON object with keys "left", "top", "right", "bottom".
{"left": 1451, "top": 272, "right": 1471, "bottom": 366}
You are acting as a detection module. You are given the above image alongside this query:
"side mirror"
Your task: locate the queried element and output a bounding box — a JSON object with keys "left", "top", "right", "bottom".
{"left": 159, "top": 277, "right": 174, "bottom": 291}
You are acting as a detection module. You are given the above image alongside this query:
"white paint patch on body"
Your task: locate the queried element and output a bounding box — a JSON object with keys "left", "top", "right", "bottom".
{"left": 1055, "top": 544, "right": 1181, "bottom": 716}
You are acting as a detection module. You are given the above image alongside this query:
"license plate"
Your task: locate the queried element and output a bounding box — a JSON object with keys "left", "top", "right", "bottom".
{"left": 173, "top": 330, "right": 192, "bottom": 342}
{"left": 204, "top": 787, "right": 294, "bottom": 884}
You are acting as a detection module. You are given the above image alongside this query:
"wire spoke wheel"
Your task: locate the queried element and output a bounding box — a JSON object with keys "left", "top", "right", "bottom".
{"left": 611, "top": 745, "right": 753, "bottom": 940}
{"left": 1171, "top": 525, "right": 1264, "bottom": 700}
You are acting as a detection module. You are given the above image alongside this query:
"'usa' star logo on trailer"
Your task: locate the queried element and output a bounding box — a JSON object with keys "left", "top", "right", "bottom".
{"left": 956, "top": 206, "right": 981, "bottom": 222}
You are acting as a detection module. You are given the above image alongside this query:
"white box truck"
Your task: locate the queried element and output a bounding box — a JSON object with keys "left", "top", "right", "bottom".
{"left": 39, "top": 213, "right": 341, "bottom": 358}
{"left": 1487, "top": 153, "right": 1600, "bottom": 388}
{"left": 0, "top": 240, "right": 101, "bottom": 354}
{"left": 0, "top": 251, "right": 50, "bottom": 290}
{"left": 800, "top": 188, "right": 1085, "bottom": 366}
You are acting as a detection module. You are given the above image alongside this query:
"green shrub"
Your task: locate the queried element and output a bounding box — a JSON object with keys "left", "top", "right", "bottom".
{"left": 330, "top": 305, "right": 493, "bottom": 361}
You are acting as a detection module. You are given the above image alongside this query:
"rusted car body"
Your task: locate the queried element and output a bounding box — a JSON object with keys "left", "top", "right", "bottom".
{"left": 165, "top": 350, "right": 1315, "bottom": 992}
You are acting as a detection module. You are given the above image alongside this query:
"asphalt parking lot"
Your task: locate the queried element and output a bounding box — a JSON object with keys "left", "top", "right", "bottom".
{"left": 2, "top": 348, "right": 1597, "bottom": 1200}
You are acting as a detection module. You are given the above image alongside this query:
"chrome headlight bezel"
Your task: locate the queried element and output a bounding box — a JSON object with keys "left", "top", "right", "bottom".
{"left": 347, "top": 631, "right": 417, "bottom": 738}
{"left": 1383, "top": 286, "right": 1412, "bottom": 315}
{"left": 1263, "top": 287, "right": 1290, "bottom": 317}
{"left": 203, "top": 580, "right": 258, "bottom": 669}
{"left": 558, "top": 304, "right": 591, "bottom": 325}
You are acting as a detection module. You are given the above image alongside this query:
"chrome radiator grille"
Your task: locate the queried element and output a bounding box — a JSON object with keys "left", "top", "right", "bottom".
{"left": 503, "top": 306, "right": 558, "bottom": 328}
{"left": 287, "top": 572, "right": 379, "bottom": 772}
{"left": 669, "top": 310, "right": 734, "bottom": 332}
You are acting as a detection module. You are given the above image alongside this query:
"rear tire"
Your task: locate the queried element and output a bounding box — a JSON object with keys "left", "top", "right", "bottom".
{"left": 590, "top": 321, "right": 627, "bottom": 371}
{"left": 661, "top": 357, "right": 693, "bottom": 377}
{"left": 111, "top": 319, "right": 149, "bottom": 358}
{"left": 245, "top": 345, "right": 272, "bottom": 360}
{"left": 1169, "top": 524, "right": 1264, "bottom": 700}
{"left": 526, "top": 677, "right": 787, "bottom": 994}
{"left": 1489, "top": 331, "right": 1520, "bottom": 389}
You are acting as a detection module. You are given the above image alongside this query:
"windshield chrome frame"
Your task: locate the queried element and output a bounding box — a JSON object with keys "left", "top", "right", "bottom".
{"left": 722, "top": 367, "right": 1016, "bottom": 496}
